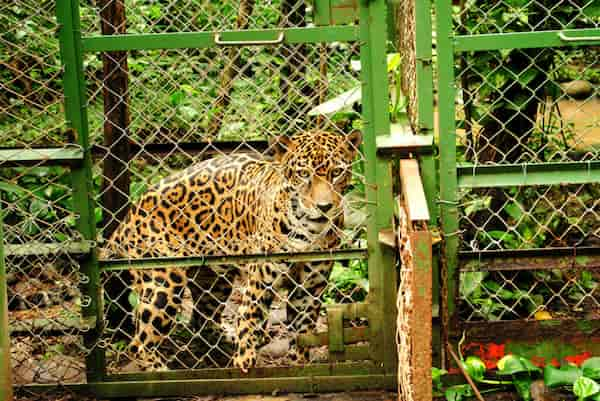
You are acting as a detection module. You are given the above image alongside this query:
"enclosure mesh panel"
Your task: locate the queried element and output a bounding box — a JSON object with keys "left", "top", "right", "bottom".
{"left": 0, "top": 1, "right": 67, "bottom": 147}
{"left": 1, "top": 166, "right": 87, "bottom": 385}
{"left": 455, "top": 47, "right": 600, "bottom": 164}
{"left": 1, "top": 1, "right": 92, "bottom": 386}
{"left": 87, "top": 41, "right": 369, "bottom": 370}
{"left": 453, "top": 1, "right": 600, "bottom": 323}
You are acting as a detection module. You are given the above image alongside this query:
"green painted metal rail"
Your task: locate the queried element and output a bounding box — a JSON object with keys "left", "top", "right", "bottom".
{"left": 100, "top": 249, "right": 368, "bottom": 271}
{"left": 82, "top": 26, "right": 359, "bottom": 52}
{"left": 455, "top": 28, "right": 600, "bottom": 52}
{"left": 457, "top": 161, "right": 600, "bottom": 188}
{"left": 0, "top": 146, "right": 83, "bottom": 166}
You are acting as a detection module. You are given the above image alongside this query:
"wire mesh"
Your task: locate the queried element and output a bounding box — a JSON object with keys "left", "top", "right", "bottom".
{"left": 82, "top": 11, "right": 370, "bottom": 369}
{"left": 459, "top": 267, "right": 599, "bottom": 322}
{"left": 2, "top": 166, "right": 89, "bottom": 384}
{"left": 453, "top": 2, "right": 600, "bottom": 324}
{"left": 0, "top": 2, "right": 67, "bottom": 147}
{"left": 1, "top": 0, "right": 93, "bottom": 386}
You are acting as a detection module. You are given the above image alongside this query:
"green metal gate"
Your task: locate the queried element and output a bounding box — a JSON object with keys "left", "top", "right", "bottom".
{"left": 435, "top": 0, "right": 599, "bottom": 363}
{"left": 1, "top": 0, "right": 405, "bottom": 398}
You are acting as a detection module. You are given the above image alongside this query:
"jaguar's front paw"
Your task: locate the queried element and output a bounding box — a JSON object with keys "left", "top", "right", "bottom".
{"left": 233, "top": 346, "right": 257, "bottom": 373}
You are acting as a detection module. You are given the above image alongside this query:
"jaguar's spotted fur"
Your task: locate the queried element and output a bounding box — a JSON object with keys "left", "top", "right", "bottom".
{"left": 102, "top": 130, "right": 362, "bottom": 371}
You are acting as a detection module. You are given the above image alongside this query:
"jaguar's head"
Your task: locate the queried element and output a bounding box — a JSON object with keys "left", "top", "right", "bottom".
{"left": 271, "top": 130, "right": 362, "bottom": 240}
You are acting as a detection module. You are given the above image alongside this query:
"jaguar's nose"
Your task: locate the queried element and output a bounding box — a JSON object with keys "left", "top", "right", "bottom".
{"left": 317, "top": 202, "right": 333, "bottom": 213}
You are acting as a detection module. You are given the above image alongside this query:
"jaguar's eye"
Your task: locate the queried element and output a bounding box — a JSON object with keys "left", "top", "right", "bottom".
{"left": 297, "top": 169, "right": 310, "bottom": 179}
{"left": 331, "top": 167, "right": 345, "bottom": 178}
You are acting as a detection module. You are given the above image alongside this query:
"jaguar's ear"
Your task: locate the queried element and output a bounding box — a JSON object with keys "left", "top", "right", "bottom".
{"left": 269, "top": 135, "right": 293, "bottom": 161}
{"left": 347, "top": 130, "right": 362, "bottom": 153}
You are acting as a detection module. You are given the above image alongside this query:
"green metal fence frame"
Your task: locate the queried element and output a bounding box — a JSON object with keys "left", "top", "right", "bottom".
{"left": 1, "top": 0, "right": 404, "bottom": 397}
{"left": 434, "top": 0, "right": 600, "bottom": 362}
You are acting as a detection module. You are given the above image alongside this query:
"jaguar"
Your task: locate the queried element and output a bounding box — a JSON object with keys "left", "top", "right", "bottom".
{"left": 102, "top": 129, "right": 362, "bottom": 371}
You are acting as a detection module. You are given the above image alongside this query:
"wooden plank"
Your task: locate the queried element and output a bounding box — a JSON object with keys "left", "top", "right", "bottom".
{"left": 376, "top": 133, "right": 434, "bottom": 157}
{"left": 400, "top": 159, "right": 430, "bottom": 222}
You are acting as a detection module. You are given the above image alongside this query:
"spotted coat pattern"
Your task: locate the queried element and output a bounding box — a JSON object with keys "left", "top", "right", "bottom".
{"left": 102, "top": 130, "right": 362, "bottom": 371}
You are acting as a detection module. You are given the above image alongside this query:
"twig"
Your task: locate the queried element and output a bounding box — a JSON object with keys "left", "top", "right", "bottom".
{"left": 447, "top": 343, "right": 486, "bottom": 401}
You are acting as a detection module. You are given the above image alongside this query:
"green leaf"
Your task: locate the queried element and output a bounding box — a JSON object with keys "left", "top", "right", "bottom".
{"left": 574, "top": 377, "right": 600, "bottom": 401}
{"left": 445, "top": 384, "right": 474, "bottom": 401}
{"left": 583, "top": 358, "right": 600, "bottom": 380}
{"left": 497, "top": 355, "right": 541, "bottom": 375}
{"left": 460, "top": 271, "right": 488, "bottom": 299}
{"left": 387, "top": 53, "right": 401, "bottom": 73}
{"left": 432, "top": 367, "right": 448, "bottom": 390}
{"left": 582, "top": 3, "right": 600, "bottom": 18}
{"left": 0, "top": 181, "right": 26, "bottom": 196}
{"left": 504, "top": 202, "right": 523, "bottom": 221}
{"left": 464, "top": 356, "right": 487, "bottom": 382}
{"left": 544, "top": 364, "right": 582, "bottom": 387}
{"left": 516, "top": 68, "right": 538, "bottom": 88}
{"left": 513, "top": 377, "right": 533, "bottom": 401}
{"left": 169, "top": 90, "right": 185, "bottom": 106}
{"left": 464, "top": 196, "right": 491, "bottom": 217}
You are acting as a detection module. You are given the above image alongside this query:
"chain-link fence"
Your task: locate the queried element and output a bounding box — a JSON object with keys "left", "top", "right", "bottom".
{"left": 2, "top": 0, "right": 390, "bottom": 389}
{"left": 449, "top": 1, "right": 600, "bottom": 324}
{"left": 1, "top": 2, "right": 92, "bottom": 386}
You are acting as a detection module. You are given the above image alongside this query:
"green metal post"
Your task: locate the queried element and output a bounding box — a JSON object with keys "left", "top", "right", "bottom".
{"left": 434, "top": 0, "right": 459, "bottom": 365}
{"left": 359, "top": 0, "right": 396, "bottom": 373}
{"left": 57, "top": 0, "right": 105, "bottom": 381}
{"left": 0, "top": 220, "right": 13, "bottom": 401}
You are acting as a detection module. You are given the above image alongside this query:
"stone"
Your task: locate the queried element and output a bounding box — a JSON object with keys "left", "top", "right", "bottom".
{"left": 562, "top": 80, "right": 594, "bottom": 99}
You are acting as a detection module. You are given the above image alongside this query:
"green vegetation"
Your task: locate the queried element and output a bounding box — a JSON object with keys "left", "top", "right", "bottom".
{"left": 435, "top": 355, "right": 600, "bottom": 401}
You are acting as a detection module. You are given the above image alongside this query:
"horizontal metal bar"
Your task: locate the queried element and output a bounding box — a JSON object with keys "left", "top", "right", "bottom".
{"left": 100, "top": 249, "right": 368, "bottom": 271}
{"left": 82, "top": 26, "right": 359, "bottom": 52}
{"left": 91, "top": 139, "right": 269, "bottom": 159}
{"left": 18, "top": 374, "right": 396, "bottom": 397}
{"left": 105, "top": 361, "right": 384, "bottom": 382}
{"left": 0, "top": 146, "right": 83, "bottom": 166}
{"left": 458, "top": 319, "right": 600, "bottom": 342}
{"left": 461, "top": 252, "right": 600, "bottom": 272}
{"left": 5, "top": 241, "right": 93, "bottom": 257}
{"left": 457, "top": 161, "right": 600, "bottom": 188}
{"left": 9, "top": 316, "right": 95, "bottom": 335}
{"left": 454, "top": 28, "right": 600, "bottom": 52}
{"left": 460, "top": 246, "right": 600, "bottom": 260}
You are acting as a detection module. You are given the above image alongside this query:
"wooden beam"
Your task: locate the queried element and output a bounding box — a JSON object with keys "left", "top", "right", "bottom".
{"left": 400, "top": 159, "right": 430, "bottom": 222}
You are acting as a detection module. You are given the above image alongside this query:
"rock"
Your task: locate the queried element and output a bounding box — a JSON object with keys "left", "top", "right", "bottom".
{"left": 259, "top": 338, "right": 290, "bottom": 358}
{"left": 562, "top": 80, "right": 594, "bottom": 99}
{"left": 530, "top": 379, "right": 570, "bottom": 401}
